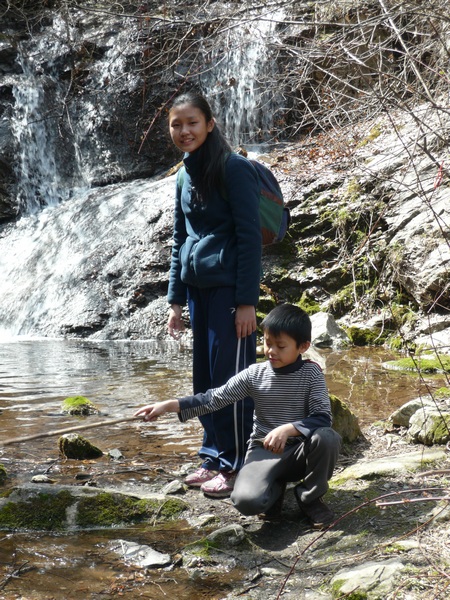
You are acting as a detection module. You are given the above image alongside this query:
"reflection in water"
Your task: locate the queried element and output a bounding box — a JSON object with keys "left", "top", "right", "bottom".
{"left": 323, "top": 346, "right": 442, "bottom": 425}
{"left": 0, "top": 339, "right": 445, "bottom": 599}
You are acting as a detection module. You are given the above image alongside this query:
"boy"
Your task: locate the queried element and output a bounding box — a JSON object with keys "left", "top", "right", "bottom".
{"left": 134, "top": 303, "right": 341, "bottom": 529}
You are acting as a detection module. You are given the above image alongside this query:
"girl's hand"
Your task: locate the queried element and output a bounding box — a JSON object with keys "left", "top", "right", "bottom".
{"left": 235, "top": 304, "right": 256, "bottom": 339}
{"left": 134, "top": 400, "right": 180, "bottom": 422}
{"left": 168, "top": 304, "right": 185, "bottom": 339}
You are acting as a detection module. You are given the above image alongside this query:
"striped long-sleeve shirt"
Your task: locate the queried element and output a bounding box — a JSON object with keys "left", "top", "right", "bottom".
{"left": 178, "top": 357, "right": 332, "bottom": 448}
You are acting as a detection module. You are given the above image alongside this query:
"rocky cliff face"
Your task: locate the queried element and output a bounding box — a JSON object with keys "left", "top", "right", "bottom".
{"left": 0, "top": 1, "right": 449, "bottom": 350}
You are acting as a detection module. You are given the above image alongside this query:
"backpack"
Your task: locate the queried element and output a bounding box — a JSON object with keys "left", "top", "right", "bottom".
{"left": 176, "top": 157, "right": 290, "bottom": 246}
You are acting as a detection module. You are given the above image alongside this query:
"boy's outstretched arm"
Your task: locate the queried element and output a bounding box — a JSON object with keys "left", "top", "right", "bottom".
{"left": 134, "top": 400, "right": 180, "bottom": 422}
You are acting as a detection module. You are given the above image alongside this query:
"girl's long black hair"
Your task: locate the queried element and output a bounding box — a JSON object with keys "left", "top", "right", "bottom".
{"left": 170, "top": 91, "right": 232, "bottom": 202}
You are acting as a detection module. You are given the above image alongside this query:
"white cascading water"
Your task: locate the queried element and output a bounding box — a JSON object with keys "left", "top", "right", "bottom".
{"left": 0, "top": 10, "right": 282, "bottom": 340}
{"left": 200, "top": 8, "right": 283, "bottom": 147}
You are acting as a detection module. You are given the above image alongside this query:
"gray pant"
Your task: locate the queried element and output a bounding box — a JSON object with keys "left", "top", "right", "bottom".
{"left": 231, "top": 427, "right": 341, "bottom": 516}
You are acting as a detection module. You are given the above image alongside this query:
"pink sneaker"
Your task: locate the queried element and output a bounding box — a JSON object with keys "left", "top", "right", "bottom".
{"left": 201, "top": 472, "right": 236, "bottom": 498}
{"left": 185, "top": 467, "right": 217, "bottom": 488}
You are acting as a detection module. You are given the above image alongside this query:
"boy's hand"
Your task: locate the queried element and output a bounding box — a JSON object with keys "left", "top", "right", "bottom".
{"left": 264, "top": 424, "right": 299, "bottom": 453}
{"left": 134, "top": 400, "right": 180, "bottom": 422}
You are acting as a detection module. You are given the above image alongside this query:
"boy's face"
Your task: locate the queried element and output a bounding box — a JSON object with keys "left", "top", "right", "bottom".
{"left": 264, "top": 331, "right": 310, "bottom": 369}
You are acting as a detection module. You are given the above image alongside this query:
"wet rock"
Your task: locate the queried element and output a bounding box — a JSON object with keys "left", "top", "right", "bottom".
{"left": 108, "top": 448, "right": 124, "bottom": 461}
{"left": 205, "top": 524, "right": 246, "bottom": 547}
{"left": 110, "top": 539, "right": 171, "bottom": 568}
{"left": 58, "top": 433, "right": 103, "bottom": 459}
{"left": 310, "top": 312, "right": 350, "bottom": 349}
{"left": 0, "top": 464, "right": 6, "bottom": 485}
{"left": 31, "top": 474, "right": 56, "bottom": 484}
{"left": 61, "top": 395, "right": 99, "bottom": 416}
{"left": 330, "top": 394, "right": 362, "bottom": 443}
{"left": 0, "top": 484, "right": 188, "bottom": 531}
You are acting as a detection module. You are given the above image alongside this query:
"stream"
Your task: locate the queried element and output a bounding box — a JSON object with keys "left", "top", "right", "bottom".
{"left": 0, "top": 338, "right": 443, "bottom": 599}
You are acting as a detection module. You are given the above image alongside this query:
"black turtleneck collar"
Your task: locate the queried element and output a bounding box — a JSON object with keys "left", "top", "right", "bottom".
{"left": 271, "top": 355, "right": 305, "bottom": 375}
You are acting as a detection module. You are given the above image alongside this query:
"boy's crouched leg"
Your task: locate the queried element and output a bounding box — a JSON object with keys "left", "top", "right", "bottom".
{"left": 294, "top": 427, "right": 341, "bottom": 505}
{"left": 293, "top": 428, "right": 341, "bottom": 529}
{"left": 230, "top": 447, "right": 284, "bottom": 516}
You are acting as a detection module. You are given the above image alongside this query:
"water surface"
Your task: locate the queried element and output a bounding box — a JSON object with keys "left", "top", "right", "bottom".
{"left": 0, "top": 339, "right": 444, "bottom": 599}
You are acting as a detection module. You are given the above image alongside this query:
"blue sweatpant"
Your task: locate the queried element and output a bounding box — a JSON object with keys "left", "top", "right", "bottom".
{"left": 187, "top": 285, "right": 255, "bottom": 473}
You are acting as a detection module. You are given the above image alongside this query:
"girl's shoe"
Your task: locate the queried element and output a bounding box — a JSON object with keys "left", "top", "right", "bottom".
{"left": 185, "top": 467, "right": 217, "bottom": 487}
{"left": 201, "top": 471, "right": 236, "bottom": 498}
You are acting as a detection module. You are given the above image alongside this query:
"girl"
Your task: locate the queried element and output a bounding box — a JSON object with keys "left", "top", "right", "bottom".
{"left": 166, "top": 90, "right": 262, "bottom": 498}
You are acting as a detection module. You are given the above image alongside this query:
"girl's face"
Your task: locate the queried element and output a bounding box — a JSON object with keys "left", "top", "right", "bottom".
{"left": 263, "top": 331, "right": 310, "bottom": 369}
{"left": 169, "top": 104, "right": 214, "bottom": 153}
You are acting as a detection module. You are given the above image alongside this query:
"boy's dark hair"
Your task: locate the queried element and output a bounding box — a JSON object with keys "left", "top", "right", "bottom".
{"left": 170, "top": 90, "right": 232, "bottom": 201}
{"left": 261, "top": 303, "right": 312, "bottom": 346}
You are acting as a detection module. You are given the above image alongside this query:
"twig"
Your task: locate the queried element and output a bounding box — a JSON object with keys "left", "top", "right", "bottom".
{"left": 1, "top": 416, "right": 142, "bottom": 446}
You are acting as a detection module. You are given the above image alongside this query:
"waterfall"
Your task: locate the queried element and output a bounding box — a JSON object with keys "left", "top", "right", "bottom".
{"left": 1, "top": 8, "right": 283, "bottom": 340}
{"left": 200, "top": 8, "right": 284, "bottom": 147}
{"left": 0, "top": 177, "right": 175, "bottom": 340}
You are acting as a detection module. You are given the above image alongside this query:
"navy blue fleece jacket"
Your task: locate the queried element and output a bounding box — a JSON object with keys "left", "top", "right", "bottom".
{"left": 167, "top": 151, "right": 262, "bottom": 307}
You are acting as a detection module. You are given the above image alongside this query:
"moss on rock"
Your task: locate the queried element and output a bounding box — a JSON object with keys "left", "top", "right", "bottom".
{"left": 0, "top": 489, "right": 74, "bottom": 531}
{"left": 0, "top": 464, "right": 7, "bottom": 486}
{"left": 61, "top": 395, "right": 99, "bottom": 415}
{"left": 384, "top": 355, "right": 450, "bottom": 374}
{"left": 330, "top": 395, "right": 362, "bottom": 443}
{"left": 59, "top": 433, "right": 103, "bottom": 459}
{"left": 76, "top": 492, "right": 187, "bottom": 528}
{"left": 345, "top": 326, "right": 385, "bottom": 346}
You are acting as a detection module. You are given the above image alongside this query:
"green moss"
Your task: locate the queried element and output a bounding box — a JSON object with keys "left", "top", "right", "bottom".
{"left": 76, "top": 493, "right": 187, "bottom": 528}
{"left": 385, "top": 355, "right": 450, "bottom": 374}
{"left": 61, "top": 395, "right": 98, "bottom": 415}
{"left": 184, "top": 537, "right": 218, "bottom": 559}
{"left": 330, "top": 281, "right": 370, "bottom": 316}
{"left": 330, "top": 394, "right": 362, "bottom": 443}
{"left": 297, "top": 291, "right": 321, "bottom": 315}
{"left": 435, "top": 387, "right": 450, "bottom": 400}
{"left": 59, "top": 434, "right": 103, "bottom": 459}
{"left": 357, "top": 124, "right": 382, "bottom": 147}
{"left": 387, "top": 335, "right": 404, "bottom": 351}
{"left": 331, "top": 578, "right": 368, "bottom": 599}
{"left": 0, "top": 464, "right": 6, "bottom": 486}
{"left": 0, "top": 490, "right": 74, "bottom": 531}
{"left": 345, "top": 326, "right": 385, "bottom": 346}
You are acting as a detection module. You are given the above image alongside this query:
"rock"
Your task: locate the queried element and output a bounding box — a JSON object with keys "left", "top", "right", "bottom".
{"left": 330, "top": 394, "right": 362, "bottom": 443}
{"left": 110, "top": 539, "right": 171, "bottom": 568}
{"left": 310, "top": 312, "right": 350, "bottom": 349}
{"left": 205, "top": 524, "right": 246, "bottom": 547}
{"left": 333, "top": 448, "right": 447, "bottom": 481}
{"left": 31, "top": 474, "right": 55, "bottom": 484}
{"left": 389, "top": 397, "right": 437, "bottom": 427}
{"left": 58, "top": 433, "right": 103, "bottom": 460}
{"left": 0, "top": 464, "right": 6, "bottom": 485}
{"left": 407, "top": 409, "right": 450, "bottom": 445}
{"left": 108, "top": 448, "right": 124, "bottom": 461}
{"left": 0, "top": 484, "right": 188, "bottom": 530}
{"left": 61, "top": 395, "right": 99, "bottom": 416}
{"left": 331, "top": 558, "right": 405, "bottom": 598}
{"left": 161, "top": 479, "right": 186, "bottom": 495}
